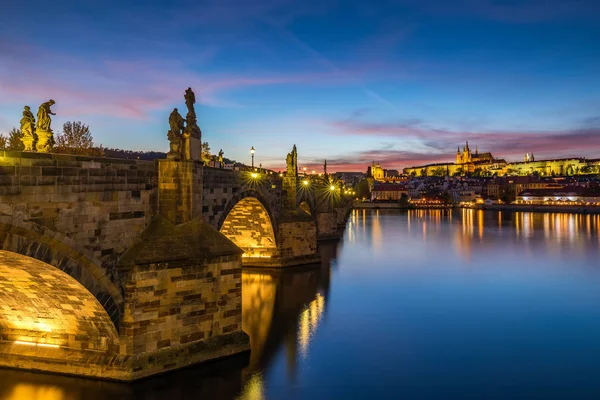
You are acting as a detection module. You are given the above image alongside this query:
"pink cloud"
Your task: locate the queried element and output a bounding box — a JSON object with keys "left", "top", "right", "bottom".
{"left": 316, "top": 117, "right": 600, "bottom": 171}
{"left": 0, "top": 39, "right": 386, "bottom": 124}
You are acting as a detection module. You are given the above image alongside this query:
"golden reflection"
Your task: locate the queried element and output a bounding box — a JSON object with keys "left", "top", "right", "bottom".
{"left": 242, "top": 273, "right": 276, "bottom": 369}
{"left": 449, "top": 211, "right": 600, "bottom": 261}
{"left": 242, "top": 266, "right": 328, "bottom": 382}
{"left": 362, "top": 209, "right": 366, "bottom": 234}
{"left": 298, "top": 293, "right": 325, "bottom": 359}
{"left": 238, "top": 373, "right": 266, "bottom": 400}
{"left": 5, "top": 383, "right": 64, "bottom": 400}
{"left": 371, "top": 212, "right": 383, "bottom": 249}
{"left": 477, "top": 210, "right": 484, "bottom": 240}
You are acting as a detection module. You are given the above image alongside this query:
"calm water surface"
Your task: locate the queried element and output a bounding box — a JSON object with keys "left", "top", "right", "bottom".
{"left": 2, "top": 209, "right": 600, "bottom": 399}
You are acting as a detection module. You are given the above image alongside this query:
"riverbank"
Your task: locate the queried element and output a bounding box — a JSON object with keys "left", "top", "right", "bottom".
{"left": 483, "top": 204, "right": 600, "bottom": 214}
{"left": 352, "top": 202, "right": 451, "bottom": 210}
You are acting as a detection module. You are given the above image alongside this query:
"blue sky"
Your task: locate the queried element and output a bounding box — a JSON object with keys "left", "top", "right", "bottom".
{"left": 1, "top": 0, "right": 599, "bottom": 171}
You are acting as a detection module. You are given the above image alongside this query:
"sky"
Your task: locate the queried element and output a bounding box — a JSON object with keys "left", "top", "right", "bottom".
{"left": 1, "top": 0, "right": 600, "bottom": 172}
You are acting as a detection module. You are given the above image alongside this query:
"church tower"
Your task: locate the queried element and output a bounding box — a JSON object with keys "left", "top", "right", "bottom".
{"left": 456, "top": 146, "right": 461, "bottom": 164}
{"left": 465, "top": 141, "right": 471, "bottom": 163}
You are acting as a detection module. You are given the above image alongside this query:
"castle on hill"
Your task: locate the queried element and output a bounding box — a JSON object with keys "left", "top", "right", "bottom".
{"left": 402, "top": 141, "right": 600, "bottom": 177}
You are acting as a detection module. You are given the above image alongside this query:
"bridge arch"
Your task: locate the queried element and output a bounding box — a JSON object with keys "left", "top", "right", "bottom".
{"left": 218, "top": 190, "right": 278, "bottom": 258}
{"left": 0, "top": 218, "right": 124, "bottom": 330}
{"left": 0, "top": 251, "right": 120, "bottom": 354}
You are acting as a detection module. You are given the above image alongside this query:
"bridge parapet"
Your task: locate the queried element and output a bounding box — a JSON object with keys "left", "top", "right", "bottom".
{"left": 0, "top": 151, "right": 157, "bottom": 264}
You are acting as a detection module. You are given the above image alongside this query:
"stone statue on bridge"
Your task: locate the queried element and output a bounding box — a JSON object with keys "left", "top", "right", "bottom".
{"left": 167, "top": 108, "right": 185, "bottom": 159}
{"left": 35, "top": 100, "right": 55, "bottom": 153}
{"left": 20, "top": 106, "right": 36, "bottom": 151}
{"left": 182, "top": 87, "right": 202, "bottom": 160}
{"left": 218, "top": 149, "right": 224, "bottom": 164}
{"left": 286, "top": 144, "right": 297, "bottom": 176}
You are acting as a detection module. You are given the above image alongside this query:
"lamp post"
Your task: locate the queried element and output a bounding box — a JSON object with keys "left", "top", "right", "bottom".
{"left": 250, "top": 146, "right": 255, "bottom": 170}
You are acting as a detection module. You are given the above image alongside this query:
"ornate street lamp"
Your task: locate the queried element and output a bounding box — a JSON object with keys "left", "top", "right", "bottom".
{"left": 250, "top": 146, "right": 255, "bottom": 170}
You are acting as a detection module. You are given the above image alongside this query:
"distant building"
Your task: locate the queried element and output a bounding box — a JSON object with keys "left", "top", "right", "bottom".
{"left": 516, "top": 187, "right": 600, "bottom": 205}
{"left": 403, "top": 141, "right": 600, "bottom": 177}
{"left": 367, "top": 162, "right": 406, "bottom": 183}
{"left": 371, "top": 183, "right": 409, "bottom": 201}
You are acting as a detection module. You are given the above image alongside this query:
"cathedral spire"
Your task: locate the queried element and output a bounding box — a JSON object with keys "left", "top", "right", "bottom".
{"left": 475, "top": 145, "right": 478, "bottom": 155}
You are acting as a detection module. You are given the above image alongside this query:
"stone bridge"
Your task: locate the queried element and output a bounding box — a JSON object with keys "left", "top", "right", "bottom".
{"left": 0, "top": 149, "right": 351, "bottom": 381}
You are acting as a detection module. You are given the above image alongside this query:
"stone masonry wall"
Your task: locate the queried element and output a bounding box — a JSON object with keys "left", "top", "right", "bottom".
{"left": 0, "top": 152, "right": 157, "bottom": 284}
{"left": 219, "top": 197, "right": 277, "bottom": 257}
{"left": 316, "top": 212, "right": 338, "bottom": 240}
{"left": 276, "top": 220, "right": 318, "bottom": 264}
{"left": 119, "top": 255, "right": 248, "bottom": 378}
{"left": 158, "top": 160, "right": 203, "bottom": 225}
{"left": 202, "top": 167, "right": 284, "bottom": 230}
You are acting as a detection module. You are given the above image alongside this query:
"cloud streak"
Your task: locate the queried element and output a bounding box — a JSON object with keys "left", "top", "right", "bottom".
{"left": 314, "top": 116, "right": 600, "bottom": 171}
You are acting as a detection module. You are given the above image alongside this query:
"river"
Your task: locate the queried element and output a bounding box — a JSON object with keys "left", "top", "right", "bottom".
{"left": 1, "top": 209, "right": 600, "bottom": 399}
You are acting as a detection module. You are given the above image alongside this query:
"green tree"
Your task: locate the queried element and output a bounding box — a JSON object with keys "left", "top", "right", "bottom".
{"left": 399, "top": 193, "right": 409, "bottom": 206}
{"left": 0, "top": 134, "right": 7, "bottom": 150}
{"left": 201, "top": 141, "right": 211, "bottom": 165}
{"left": 55, "top": 121, "right": 103, "bottom": 156}
{"left": 431, "top": 167, "right": 446, "bottom": 177}
{"left": 4, "top": 128, "right": 24, "bottom": 151}
{"left": 356, "top": 179, "right": 371, "bottom": 200}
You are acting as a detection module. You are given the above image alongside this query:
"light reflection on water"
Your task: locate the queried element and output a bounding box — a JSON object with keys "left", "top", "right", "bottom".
{"left": 2, "top": 210, "right": 600, "bottom": 399}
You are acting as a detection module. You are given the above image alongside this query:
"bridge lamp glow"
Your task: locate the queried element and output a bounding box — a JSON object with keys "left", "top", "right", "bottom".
{"left": 330, "top": 185, "right": 336, "bottom": 191}
{"left": 251, "top": 172, "right": 258, "bottom": 178}
{"left": 279, "top": 173, "right": 283, "bottom": 177}
{"left": 303, "top": 180, "right": 309, "bottom": 186}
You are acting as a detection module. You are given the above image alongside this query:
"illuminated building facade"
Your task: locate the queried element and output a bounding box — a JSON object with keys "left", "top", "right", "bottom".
{"left": 371, "top": 183, "right": 409, "bottom": 201}
{"left": 403, "top": 142, "right": 600, "bottom": 177}
{"left": 516, "top": 187, "right": 600, "bottom": 205}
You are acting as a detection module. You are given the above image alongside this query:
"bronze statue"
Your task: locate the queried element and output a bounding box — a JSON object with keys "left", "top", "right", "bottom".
{"left": 20, "top": 106, "right": 36, "bottom": 151}
{"left": 218, "top": 149, "right": 224, "bottom": 163}
{"left": 35, "top": 100, "right": 55, "bottom": 152}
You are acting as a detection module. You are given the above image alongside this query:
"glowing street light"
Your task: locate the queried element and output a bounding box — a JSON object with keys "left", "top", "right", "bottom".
{"left": 330, "top": 185, "right": 336, "bottom": 191}
{"left": 251, "top": 172, "right": 258, "bottom": 178}
{"left": 250, "top": 146, "right": 255, "bottom": 169}
{"left": 303, "top": 180, "right": 310, "bottom": 186}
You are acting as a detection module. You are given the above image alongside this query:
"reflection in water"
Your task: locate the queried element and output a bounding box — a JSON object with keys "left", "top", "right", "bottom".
{"left": 4, "top": 210, "right": 600, "bottom": 399}
{"left": 236, "top": 242, "right": 334, "bottom": 399}
{"left": 298, "top": 292, "right": 325, "bottom": 359}
{"left": 398, "top": 209, "right": 600, "bottom": 262}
